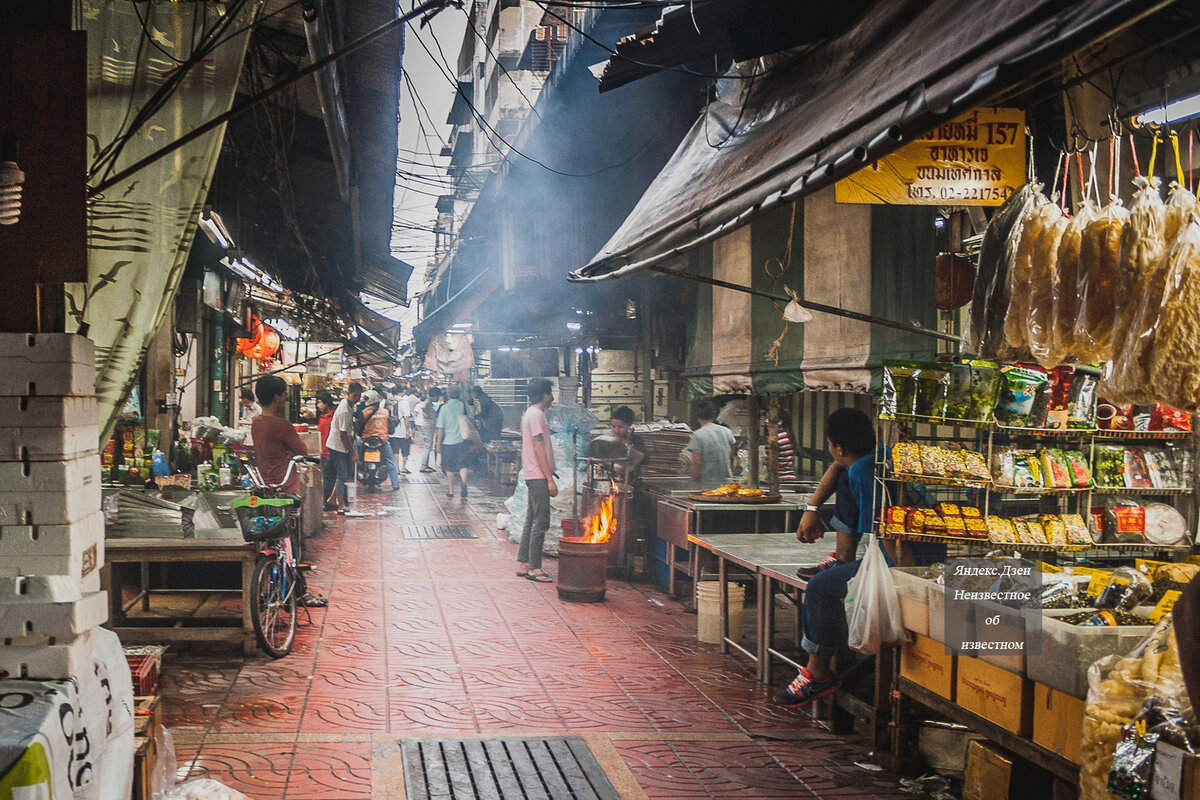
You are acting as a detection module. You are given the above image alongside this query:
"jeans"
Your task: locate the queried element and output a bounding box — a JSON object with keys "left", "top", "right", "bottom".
{"left": 421, "top": 426, "right": 436, "bottom": 468}
{"left": 378, "top": 439, "right": 400, "bottom": 489}
{"left": 801, "top": 537, "right": 891, "bottom": 657}
{"left": 328, "top": 450, "right": 353, "bottom": 506}
{"left": 518, "top": 478, "right": 550, "bottom": 570}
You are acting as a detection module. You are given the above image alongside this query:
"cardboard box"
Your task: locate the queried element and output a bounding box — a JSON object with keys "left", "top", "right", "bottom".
{"left": 963, "top": 740, "right": 1012, "bottom": 800}
{"left": 957, "top": 654, "right": 1033, "bottom": 735}
{"left": 1032, "top": 682, "right": 1084, "bottom": 764}
{"left": 1151, "top": 741, "right": 1200, "bottom": 800}
{"left": 901, "top": 633, "right": 956, "bottom": 700}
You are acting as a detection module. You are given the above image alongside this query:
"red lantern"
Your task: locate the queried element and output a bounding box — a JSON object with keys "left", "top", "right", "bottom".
{"left": 237, "top": 316, "right": 281, "bottom": 362}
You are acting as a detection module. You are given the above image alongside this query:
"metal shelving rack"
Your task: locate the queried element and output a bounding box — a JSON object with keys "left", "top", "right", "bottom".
{"left": 874, "top": 410, "right": 1198, "bottom": 560}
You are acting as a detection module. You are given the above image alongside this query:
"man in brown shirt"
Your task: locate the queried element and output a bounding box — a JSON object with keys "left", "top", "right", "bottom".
{"left": 250, "top": 375, "right": 308, "bottom": 493}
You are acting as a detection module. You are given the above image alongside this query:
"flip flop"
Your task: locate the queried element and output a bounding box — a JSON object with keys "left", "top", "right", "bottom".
{"left": 516, "top": 570, "right": 529, "bottom": 577}
{"left": 525, "top": 572, "right": 553, "bottom": 583}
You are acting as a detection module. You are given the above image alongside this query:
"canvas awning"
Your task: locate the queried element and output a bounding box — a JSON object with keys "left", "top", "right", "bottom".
{"left": 571, "top": 0, "right": 1167, "bottom": 282}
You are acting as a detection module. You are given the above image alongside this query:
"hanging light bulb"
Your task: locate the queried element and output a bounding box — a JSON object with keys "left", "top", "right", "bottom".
{"left": 0, "top": 133, "right": 23, "bottom": 226}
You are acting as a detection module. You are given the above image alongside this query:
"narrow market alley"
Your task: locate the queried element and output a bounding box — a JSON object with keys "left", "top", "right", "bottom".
{"left": 159, "top": 479, "right": 910, "bottom": 799}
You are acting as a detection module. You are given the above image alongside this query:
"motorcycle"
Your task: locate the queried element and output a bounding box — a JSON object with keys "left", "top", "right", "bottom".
{"left": 358, "top": 436, "right": 388, "bottom": 491}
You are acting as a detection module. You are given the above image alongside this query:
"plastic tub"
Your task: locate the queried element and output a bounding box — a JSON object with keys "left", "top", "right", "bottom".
{"left": 1023, "top": 607, "right": 1153, "bottom": 698}
{"left": 891, "top": 567, "right": 931, "bottom": 637}
{"left": 965, "top": 597, "right": 1026, "bottom": 674}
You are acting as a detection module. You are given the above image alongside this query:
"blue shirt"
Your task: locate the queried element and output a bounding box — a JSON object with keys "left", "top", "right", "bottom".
{"left": 436, "top": 399, "right": 468, "bottom": 446}
{"left": 833, "top": 453, "right": 876, "bottom": 536}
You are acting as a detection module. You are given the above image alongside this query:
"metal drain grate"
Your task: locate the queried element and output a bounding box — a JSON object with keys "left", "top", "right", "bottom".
{"left": 401, "top": 737, "right": 621, "bottom": 800}
{"left": 401, "top": 524, "right": 477, "bottom": 540}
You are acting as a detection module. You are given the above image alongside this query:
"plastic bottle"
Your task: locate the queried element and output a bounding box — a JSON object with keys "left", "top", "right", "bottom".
{"left": 152, "top": 449, "right": 169, "bottom": 478}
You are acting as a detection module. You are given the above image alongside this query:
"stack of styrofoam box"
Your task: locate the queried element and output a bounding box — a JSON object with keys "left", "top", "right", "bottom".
{"left": 0, "top": 333, "right": 106, "bottom": 679}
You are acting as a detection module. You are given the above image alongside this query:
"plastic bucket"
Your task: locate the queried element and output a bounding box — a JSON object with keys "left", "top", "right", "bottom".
{"left": 696, "top": 581, "right": 745, "bottom": 644}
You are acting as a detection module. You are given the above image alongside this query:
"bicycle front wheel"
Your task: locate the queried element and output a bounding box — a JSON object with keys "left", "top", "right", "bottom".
{"left": 251, "top": 553, "right": 297, "bottom": 658}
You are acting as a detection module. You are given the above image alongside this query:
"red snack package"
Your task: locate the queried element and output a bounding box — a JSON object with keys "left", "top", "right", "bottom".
{"left": 1150, "top": 404, "right": 1193, "bottom": 433}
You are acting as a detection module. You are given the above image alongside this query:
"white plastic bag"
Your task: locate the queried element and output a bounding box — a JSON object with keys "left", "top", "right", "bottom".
{"left": 845, "top": 536, "right": 907, "bottom": 655}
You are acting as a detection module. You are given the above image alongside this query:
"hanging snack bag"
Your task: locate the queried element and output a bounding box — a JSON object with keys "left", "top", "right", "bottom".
{"left": 1052, "top": 199, "right": 1099, "bottom": 361}
{"left": 1074, "top": 198, "right": 1130, "bottom": 363}
{"left": 1111, "top": 178, "right": 1168, "bottom": 388}
{"left": 1027, "top": 204, "right": 1070, "bottom": 366}
{"left": 995, "top": 364, "right": 1050, "bottom": 426}
{"left": 970, "top": 183, "right": 1042, "bottom": 357}
{"left": 1005, "top": 193, "right": 1054, "bottom": 353}
{"left": 1148, "top": 216, "right": 1200, "bottom": 410}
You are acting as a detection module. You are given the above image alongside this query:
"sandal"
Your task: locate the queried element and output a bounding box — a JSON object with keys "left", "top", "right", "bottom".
{"left": 299, "top": 593, "right": 329, "bottom": 608}
{"left": 525, "top": 572, "right": 553, "bottom": 583}
{"left": 516, "top": 568, "right": 530, "bottom": 577}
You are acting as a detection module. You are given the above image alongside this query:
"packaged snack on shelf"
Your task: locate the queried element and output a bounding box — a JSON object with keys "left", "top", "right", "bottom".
{"left": 987, "top": 516, "right": 1017, "bottom": 544}
{"left": 1014, "top": 450, "right": 1042, "bottom": 488}
{"left": 919, "top": 445, "right": 949, "bottom": 477}
{"left": 1098, "top": 401, "right": 1136, "bottom": 430}
{"left": 884, "top": 507, "right": 911, "bottom": 534}
{"left": 1149, "top": 403, "right": 1192, "bottom": 432}
{"left": 1094, "top": 445, "right": 1126, "bottom": 487}
{"left": 967, "top": 361, "right": 1001, "bottom": 421}
{"left": 1105, "top": 497, "right": 1147, "bottom": 543}
{"left": 936, "top": 502, "right": 962, "bottom": 517}
{"left": 944, "top": 515, "right": 966, "bottom": 534}
{"left": 960, "top": 450, "right": 991, "bottom": 481}
{"left": 1142, "top": 448, "right": 1176, "bottom": 488}
{"left": 1123, "top": 448, "right": 1153, "bottom": 488}
{"left": 1012, "top": 518, "right": 1031, "bottom": 542}
{"left": 1143, "top": 502, "right": 1188, "bottom": 546}
{"left": 1041, "top": 365, "right": 1076, "bottom": 429}
{"left": 906, "top": 508, "right": 927, "bottom": 533}
{"left": 1040, "top": 448, "right": 1072, "bottom": 488}
{"left": 960, "top": 505, "right": 982, "bottom": 518}
{"left": 1064, "top": 450, "right": 1093, "bottom": 487}
{"left": 944, "top": 362, "right": 974, "bottom": 420}
{"left": 1042, "top": 515, "right": 1069, "bottom": 546}
{"left": 966, "top": 517, "right": 988, "bottom": 537}
{"left": 891, "top": 442, "right": 922, "bottom": 475}
{"left": 923, "top": 513, "right": 947, "bottom": 534}
{"left": 1067, "top": 366, "right": 1101, "bottom": 429}
{"left": 995, "top": 364, "right": 1050, "bottom": 426}
{"left": 1062, "top": 513, "right": 1092, "bottom": 545}
{"left": 941, "top": 449, "right": 968, "bottom": 479}
{"left": 881, "top": 361, "right": 920, "bottom": 418}
{"left": 1024, "top": 520, "right": 1049, "bottom": 544}
{"left": 912, "top": 364, "right": 950, "bottom": 418}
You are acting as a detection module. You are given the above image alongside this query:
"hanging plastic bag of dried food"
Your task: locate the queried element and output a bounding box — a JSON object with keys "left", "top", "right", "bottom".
{"left": 1110, "top": 181, "right": 1200, "bottom": 404}
{"left": 1146, "top": 215, "right": 1200, "bottom": 411}
{"left": 1052, "top": 150, "right": 1099, "bottom": 361}
{"left": 1074, "top": 138, "right": 1130, "bottom": 363}
{"left": 1004, "top": 188, "right": 1054, "bottom": 354}
{"left": 968, "top": 183, "right": 1040, "bottom": 357}
{"left": 1113, "top": 175, "right": 1166, "bottom": 359}
{"left": 1025, "top": 175, "right": 1069, "bottom": 366}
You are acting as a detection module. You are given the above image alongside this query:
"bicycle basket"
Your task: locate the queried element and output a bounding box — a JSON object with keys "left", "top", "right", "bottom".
{"left": 232, "top": 496, "right": 296, "bottom": 542}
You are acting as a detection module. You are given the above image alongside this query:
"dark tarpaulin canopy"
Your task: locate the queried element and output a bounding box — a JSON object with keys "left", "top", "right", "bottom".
{"left": 570, "top": 0, "right": 1168, "bottom": 282}
{"left": 358, "top": 254, "right": 415, "bottom": 308}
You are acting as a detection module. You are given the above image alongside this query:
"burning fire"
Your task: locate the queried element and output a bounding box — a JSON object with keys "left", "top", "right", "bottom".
{"left": 584, "top": 494, "right": 616, "bottom": 544}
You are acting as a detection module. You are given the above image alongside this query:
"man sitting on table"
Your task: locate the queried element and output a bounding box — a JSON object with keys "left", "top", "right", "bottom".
{"left": 775, "top": 408, "right": 889, "bottom": 707}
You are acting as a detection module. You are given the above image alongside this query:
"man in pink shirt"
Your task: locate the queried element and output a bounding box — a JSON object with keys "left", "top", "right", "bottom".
{"left": 517, "top": 378, "right": 556, "bottom": 582}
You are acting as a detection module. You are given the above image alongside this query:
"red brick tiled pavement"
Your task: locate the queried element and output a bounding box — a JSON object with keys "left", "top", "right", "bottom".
{"left": 160, "top": 475, "right": 910, "bottom": 799}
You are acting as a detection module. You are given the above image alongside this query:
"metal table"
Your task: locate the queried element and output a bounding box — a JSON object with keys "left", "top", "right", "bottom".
{"left": 688, "top": 532, "right": 833, "bottom": 681}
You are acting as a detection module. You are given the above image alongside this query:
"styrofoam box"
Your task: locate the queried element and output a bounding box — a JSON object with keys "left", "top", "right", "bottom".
{"left": 0, "top": 427, "right": 98, "bottom": 462}
{"left": 0, "top": 454, "right": 100, "bottom": 494}
{"left": 0, "top": 574, "right": 86, "bottom": 603}
{"left": 891, "top": 567, "right": 931, "bottom": 637}
{"left": 0, "top": 479, "right": 102, "bottom": 528}
{"left": 0, "top": 591, "right": 107, "bottom": 638}
{"left": 0, "top": 628, "right": 96, "bottom": 679}
{"left": 0, "top": 511, "right": 104, "bottom": 556}
{"left": 0, "top": 395, "right": 98, "bottom": 428}
{"left": 0, "top": 539, "right": 103, "bottom": 581}
{"left": 0, "top": 333, "right": 94, "bottom": 398}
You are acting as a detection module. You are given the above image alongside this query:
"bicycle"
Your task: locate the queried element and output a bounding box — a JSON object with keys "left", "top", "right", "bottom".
{"left": 232, "top": 454, "right": 314, "bottom": 658}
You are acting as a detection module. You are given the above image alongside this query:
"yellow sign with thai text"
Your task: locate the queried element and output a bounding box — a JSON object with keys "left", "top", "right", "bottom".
{"left": 835, "top": 108, "right": 1026, "bottom": 206}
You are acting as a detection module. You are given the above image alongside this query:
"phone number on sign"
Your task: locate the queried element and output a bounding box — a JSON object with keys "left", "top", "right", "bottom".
{"left": 906, "top": 184, "right": 1017, "bottom": 202}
